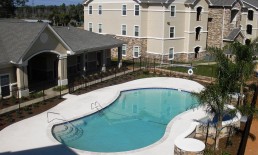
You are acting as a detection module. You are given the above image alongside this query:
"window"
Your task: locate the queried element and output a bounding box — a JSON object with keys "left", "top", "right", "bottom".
{"left": 196, "top": 7, "right": 202, "bottom": 21}
{"left": 194, "top": 47, "right": 200, "bottom": 59}
{"left": 135, "top": 5, "right": 140, "bottom": 16}
{"left": 248, "top": 10, "right": 254, "bottom": 21}
{"left": 134, "top": 25, "right": 139, "bottom": 36}
{"left": 98, "top": 24, "right": 102, "bottom": 33}
{"left": 121, "top": 25, "right": 126, "bottom": 35}
{"left": 122, "top": 5, "right": 126, "bottom": 16}
{"left": 89, "top": 6, "right": 92, "bottom": 14}
{"left": 168, "top": 48, "right": 174, "bottom": 60}
{"left": 0, "top": 75, "right": 10, "bottom": 97}
{"left": 122, "top": 44, "right": 127, "bottom": 56}
{"left": 133, "top": 46, "right": 140, "bottom": 58}
{"left": 99, "top": 5, "right": 102, "bottom": 15}
{"left": 231, "top": 9, "right": 238, "bottom": 23}
{"left": 88, "top": 23, "right": 93, "bottom": 32}
{"left": 169, "top": 27, "right": 175, "bottom": 38}
{"left": 171, "top": 6, "right": 175, "bottom": 17}
{"left": 195, "top": 27, "right": 201, "bottom": 41}
{"left": 247, "top": 24, "right": 252, "bottom": 34}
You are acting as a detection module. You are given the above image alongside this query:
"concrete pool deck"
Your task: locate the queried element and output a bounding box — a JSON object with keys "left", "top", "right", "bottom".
{"left": 0, "top": 77, "right": 208, "bottom": 155}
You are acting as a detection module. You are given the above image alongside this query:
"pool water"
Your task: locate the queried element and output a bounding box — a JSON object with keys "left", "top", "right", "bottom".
{"left": 52, "top": 88, "right": 198, "bottom": 152}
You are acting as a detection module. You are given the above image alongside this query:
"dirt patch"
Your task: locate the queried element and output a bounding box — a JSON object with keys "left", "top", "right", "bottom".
{"left": 0, "top": 97, "right": 65, "bottom": 131}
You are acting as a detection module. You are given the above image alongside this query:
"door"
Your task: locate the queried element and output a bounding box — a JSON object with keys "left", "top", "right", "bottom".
{"left": 0, "top": 75, "right": 10, "bottom": 97}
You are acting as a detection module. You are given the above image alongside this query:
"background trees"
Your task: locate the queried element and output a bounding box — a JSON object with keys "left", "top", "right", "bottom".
{"left": 0, "top": 0, "right": 28, "bottom": 18}
{"left": 1, "top": 0, "right": 84, "bottom": 27}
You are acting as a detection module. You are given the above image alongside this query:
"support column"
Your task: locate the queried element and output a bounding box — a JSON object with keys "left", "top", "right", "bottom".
{"left": 58, "top": 55, "right": 68, "bottom": 86}
{"left": 118, "top": 46, "right": 122, "bottom": 68}
{"left": 101, "top": 50, "right": 106, "bottom": 72}
{"left": 16, "top": 63, "right": 29, "bottom": 97}
{"left": 83, "top": 52, "right": 86, "bottom": 74}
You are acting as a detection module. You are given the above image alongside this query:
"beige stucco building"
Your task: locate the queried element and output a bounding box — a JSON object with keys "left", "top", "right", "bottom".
{"left": 83, "top": 0, "right": 209, "bottom": 62}
{"left": 0, "top": 20, "right": 123, "bottom": 98}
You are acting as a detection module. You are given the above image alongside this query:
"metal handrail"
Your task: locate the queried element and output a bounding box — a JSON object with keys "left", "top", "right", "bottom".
{"left": 47, "top": 111, "right": 77, "bottom": 129}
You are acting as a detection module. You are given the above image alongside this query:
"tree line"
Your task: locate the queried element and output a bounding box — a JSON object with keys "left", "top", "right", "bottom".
{"left": 0, "top": 0, "right": 84, "bottom": 26}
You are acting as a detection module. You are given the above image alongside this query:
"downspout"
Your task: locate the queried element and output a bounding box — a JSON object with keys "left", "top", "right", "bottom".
{"left": 221, "top": 7, "right": 225, "bottom": 48}
{"left": 161, "top": 3, "right": 165, "bottom": 64}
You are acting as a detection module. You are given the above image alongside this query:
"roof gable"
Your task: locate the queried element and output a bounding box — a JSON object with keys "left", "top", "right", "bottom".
{"left": 0, "top": 21, "right": 47, "bottom": 65}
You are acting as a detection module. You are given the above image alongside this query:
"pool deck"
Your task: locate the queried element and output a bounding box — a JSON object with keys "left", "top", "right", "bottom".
{"left": 0, "top": 77, "right": 207, "bottom": 155}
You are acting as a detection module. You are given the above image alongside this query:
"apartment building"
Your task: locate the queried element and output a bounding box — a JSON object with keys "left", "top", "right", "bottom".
{"left": 241, "top": 0, "right": 258, "bottom": 42}
{"left": 83, "top": 0, "right": 209, "bottom": 62}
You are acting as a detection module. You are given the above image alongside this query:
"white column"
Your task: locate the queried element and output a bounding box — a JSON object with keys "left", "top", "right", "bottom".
{"left": 118, "top": 46, "right": 122, "bottom": 68}
{"left": 101, "top": 50, "right": 106, "bottom": 72}
{"left": 16, "top": 62, "right": 29, "bottom": 97}
{"left": 58, "top": 55, "right": 68, "bottom": 86}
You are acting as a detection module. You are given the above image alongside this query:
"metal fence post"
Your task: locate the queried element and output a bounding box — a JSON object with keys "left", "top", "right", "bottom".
{"left": 59, "top": 84, "right": 62, "bottom": 99}
{"left": 133, "top": 58, "right": 135, "bottom": 72}
{"left": 140, "top": 57, "right": 142, "bottom": 70}
{"left": 154, "top": 58, "right": 156, "bottom": 73}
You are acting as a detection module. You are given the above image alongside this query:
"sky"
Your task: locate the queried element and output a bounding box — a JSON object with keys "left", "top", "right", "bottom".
{"left": 27, "top": 0, "right": 83, "bottom": 6}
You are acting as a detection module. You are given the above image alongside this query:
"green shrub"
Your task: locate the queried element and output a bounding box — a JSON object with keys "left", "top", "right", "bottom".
{"left": 53, "top": 85, "right": 68, "bottom": 91}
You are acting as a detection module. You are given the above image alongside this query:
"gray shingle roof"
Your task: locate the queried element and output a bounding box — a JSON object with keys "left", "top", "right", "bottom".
{"left": 185, "top": 0, "right": 198, "bottom": 5}
{"left": 243, "top": 0, "right": 258, "bottom": 9}
{"left": 53, "top": 26, "right": 124, "bottom": 53}
{"left": 0, "top": 20, "right": 47, "bottom": 65}
{"left": 209, "top": 0, "right": 237, "bottom": 6}
{"left": 224, "top": 28, "right": 242, "bottom": 41}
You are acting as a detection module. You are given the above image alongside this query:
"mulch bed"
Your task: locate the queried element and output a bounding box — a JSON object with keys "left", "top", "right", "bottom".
{"left": 0, "top": 97, "right": 65, "bottom": 131}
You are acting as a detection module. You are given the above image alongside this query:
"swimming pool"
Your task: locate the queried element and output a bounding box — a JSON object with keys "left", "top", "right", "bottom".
{"left": 52, "top": 88, "right": 199, "bottom": 152}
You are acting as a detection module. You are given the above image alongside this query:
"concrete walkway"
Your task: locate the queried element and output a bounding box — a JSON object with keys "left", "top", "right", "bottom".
{"left": 0, "top": 77, "right": 207, "bottom": 155}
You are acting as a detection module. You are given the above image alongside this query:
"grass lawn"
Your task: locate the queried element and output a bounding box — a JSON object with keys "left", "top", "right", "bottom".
{"left": 168, "top": 64, "right": 217, "bottom": 78}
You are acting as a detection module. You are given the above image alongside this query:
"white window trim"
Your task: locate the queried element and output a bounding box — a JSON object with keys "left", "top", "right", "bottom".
{"left": 134, "top": 4, "right": 140, "bottom": 16}
{"left": 121, "top": 24, "right": 127, "bottom": 35}
{"left": 98, "top": 23, "right": 102, "bottom": 33}
{"left": 0, "top": 73, "right": 11, "bottom": 98}
{"left": 122, "top": 44, "right": 127, "bottom": 56}
{"left": 169, "top": 26, "right": 175, "bottom": 38}
{"left": 122, "top": 4, "right": 127, "bottom": 16}
{"left": 133, "top": 46, "right": 140, "bottom": 58}
{"left": 98, "top": 5, "right": 102, "bottom": 15}
{"left": 170, "top": 5, "right": 176, "bottom": 17}
{"left": 168, "top": 47, "right": 174, "bottom": 60}
{"left": 88, "top": 22, "right": 93, "bottom": 32}
{"left": 134, "top": 25, "right": 140, "bottom": 37}
{"left": 88, "top": 5, "right": 93, "bottom": 15}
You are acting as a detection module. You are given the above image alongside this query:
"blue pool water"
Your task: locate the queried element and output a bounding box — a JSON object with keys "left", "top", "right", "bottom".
{"left": 52, "top": 88, "right": 198, "bottom": 152}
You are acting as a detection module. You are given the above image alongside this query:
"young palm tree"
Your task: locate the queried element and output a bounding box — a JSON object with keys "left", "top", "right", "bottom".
{"left": 194, "top": 47, "right": 237, "bottom": 149}
{"left": 227, "top": 41, "right": 256, "bottom": 105}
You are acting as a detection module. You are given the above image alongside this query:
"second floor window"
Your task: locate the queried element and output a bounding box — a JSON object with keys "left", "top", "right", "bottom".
{"left": 99, "top": 5, "right": 102, "bottom": 15}
{"left": 197, "top": 7, "right": 202, "bottom": 21}
{"left": 134, "top": 26, "right": 139, "bottom": 36}
{"left": 195, "top": 27, "right": 201, "bottom": 41}
{"left": 171, "top": 6, "right": 175, "bottom": 17}
{"left": 89, "top": 23, "right": 93, "bottom": 32}
{"left": 122, "top": 25, "right": 126, "bottom": 35}
{"left": 89, "top": 6, "right": 92, "bottom": 14}
{"left": 98, "top": 24, "right": 102, "bottom": 33}
{"left": 135, "top": 5, "right": 140, "bottom": 16}
{"left": 122, "top": 5, "right": 126, "bottom": 15}
{"left": 247, "top": 24, "right": 252, "bottom": 34}
{"left": 248, "top": 10, "right": 254, "bottom": 20}
{"left": 169, "top": 27, "right": 175, "bottom": 38}
{"left": 122, "top": 44, "right": 127, "bottom": 56}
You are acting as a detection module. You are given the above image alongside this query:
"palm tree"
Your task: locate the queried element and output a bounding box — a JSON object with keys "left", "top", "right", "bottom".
{"left": 227, "top": 41, "right": 256, "bottom": 105}
{"left": 194, "top": 47, "right": 237, "bottom": 149}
